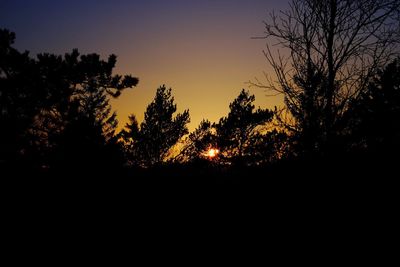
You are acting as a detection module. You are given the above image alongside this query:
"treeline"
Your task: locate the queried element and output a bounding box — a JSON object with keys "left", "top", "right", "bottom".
{"left": 0, "top": 27, "right": 286, "bottom": 175}
{"left": 119, "top": 87, "right": 286, "bottom": 167}
{"left": 1, "top": 27, "right": 399, "bottom": 179}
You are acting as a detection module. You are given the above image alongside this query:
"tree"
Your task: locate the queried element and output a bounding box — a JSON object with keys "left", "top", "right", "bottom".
{"left": 0, "top": 29, "right": 46, "bottom": 169}
{"left": 46, "top": 50, "right": 138, "bottom": 172}
{"left": 174, "top": 90, "right": 288, "bottom": 165}
{"left": 253, "top": 0, "right": 400, "bottom": 157}
{"left": 347, "top": 57, "right": 400, "bottom": 155}
{"left": 119, "top": 114, "right": 140, "bottom": 166}
{"left": 215, "top": 89, "right": 275, "bottom": 165}
{"left": 0, "top": 28, "right": 139, "bottom": 172}
{"left": 174, "top": 119, "right": 216, "bottom": 163}
{"left": 122, "top": 85, "right": 190, "bottom": 167}
{"left": 246, "top": 129, "right": 291, "bottom": 164}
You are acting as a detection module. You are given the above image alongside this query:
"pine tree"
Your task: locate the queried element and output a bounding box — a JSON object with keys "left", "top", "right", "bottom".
{"left": 215, "top": 89, "right": 275, "bottom": 165}
{"left": 122, "top": 85, "right": 190, "bottom": 167}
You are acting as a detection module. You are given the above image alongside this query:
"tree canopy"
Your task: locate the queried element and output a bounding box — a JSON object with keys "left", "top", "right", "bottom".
{"left": 121, "top": 85, "right": 190, "bottom": 167}
{"left": 0, "top": 28, "right": 138, "bottom": 173}
{"left": 215, "top": 89, "right": 275, "bottom": 165}
{"left": 176, "top": 89, "right": 286, "bottom": 166}
{"left": 253, "top": 0, "right": 400, "bottom": 157}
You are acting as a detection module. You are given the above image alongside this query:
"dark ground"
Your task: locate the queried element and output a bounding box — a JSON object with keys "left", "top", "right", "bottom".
{"left": 3, "top": 152, "right": 397, "bottom": 210}
{"left": 2, "top": 153, "right": 397, "bottom": 257}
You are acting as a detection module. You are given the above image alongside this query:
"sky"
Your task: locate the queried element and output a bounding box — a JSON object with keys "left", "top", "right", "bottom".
{"left": 0, "top": 0, "right": 288, "bottom": 131}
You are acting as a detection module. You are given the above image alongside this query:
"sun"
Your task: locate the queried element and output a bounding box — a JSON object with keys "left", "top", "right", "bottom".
{"left": 204, "top": 148, "right": 219, "bottom": 159}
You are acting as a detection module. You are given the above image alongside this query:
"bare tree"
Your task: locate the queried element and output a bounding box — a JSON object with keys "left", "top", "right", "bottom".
{"left": 252, "top": 0, "right": 400, "bottom": 156}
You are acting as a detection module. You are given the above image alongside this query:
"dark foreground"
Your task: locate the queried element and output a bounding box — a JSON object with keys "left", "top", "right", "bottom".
{"left": 3, "top": 153, "right": 397, "bottom": 208}
{"left": 2, "top": 153, "right": 397, "bottom": 255}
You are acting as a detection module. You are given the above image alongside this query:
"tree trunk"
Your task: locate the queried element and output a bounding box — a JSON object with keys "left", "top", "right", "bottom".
{"left": 325, "top": 0, "right": 337, "bottom": 155}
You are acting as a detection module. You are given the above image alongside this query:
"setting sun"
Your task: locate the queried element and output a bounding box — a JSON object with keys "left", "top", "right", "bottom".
{"left": 204, "top": 148, "right": 220, "bottom": 159}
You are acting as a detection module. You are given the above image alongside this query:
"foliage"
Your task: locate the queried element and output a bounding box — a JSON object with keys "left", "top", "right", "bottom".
{"left": 0, "top": 29, "right": 48, "bottom": 167}
{"left": 45, "top": 50, "right": 138, "bottom": 171}
{"left": 174, "top": 119, "right": 216, "bottom": 163}
{"left": 215, "top": 89, "right": 278, "bottom": 165}
{"left": 121, "top": 85, "right": 190, "bottom": 167}
{"left": 175, "top": 90, "right": 288, "bottom": 166}
{"left": 0, "top": 28, "right": 138, "bottom": 171}
{"left": 347, "top": 58, "right": 400, "bottom": 154}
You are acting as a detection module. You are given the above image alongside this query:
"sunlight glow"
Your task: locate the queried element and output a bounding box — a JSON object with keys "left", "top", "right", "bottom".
{"left": 204, "top": 148, "right": 219, "bottom": 159}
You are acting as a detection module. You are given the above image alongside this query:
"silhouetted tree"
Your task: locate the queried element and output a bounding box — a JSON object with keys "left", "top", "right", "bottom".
{"left": 0, "top": 29, "right": 46, "bottom": 169}
{"left": 215, "top": 89, "right": 275, "bottom": 165}
{"left": 0, "top": 28, "right": 138, "bottom": 172}
{"left": 47, "top": 50, "right": 138, "bottom": 172}
{"left": 122, "top": 85, "right": 190, "bottom": 167}
{"left": 247, "top": 129, "right": 291, "bottom": 164}
{"left": 119, "top": 114, "right": 140, "bottom": 166}
{"left": 174, "top": 119, "right": 216, "bottom": 163}
{"left": 347, "top": 58, "right": 400, "bottom": 155}
{"left": 174, "top": 91, "right": 288, "bottom": 165}
{"left": 253, "top": 0, "right": 400, "bottom": 157}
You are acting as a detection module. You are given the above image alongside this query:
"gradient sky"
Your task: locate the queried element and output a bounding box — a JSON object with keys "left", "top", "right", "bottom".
{"left": 0, "top": 0, "right": 288, "bottom": 130}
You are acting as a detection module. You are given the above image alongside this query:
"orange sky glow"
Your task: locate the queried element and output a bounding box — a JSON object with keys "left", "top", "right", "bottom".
{"left": 1, "top": 0, "right": 288, "bottom": 131}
